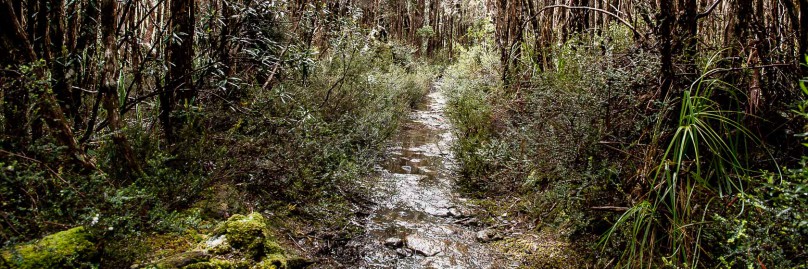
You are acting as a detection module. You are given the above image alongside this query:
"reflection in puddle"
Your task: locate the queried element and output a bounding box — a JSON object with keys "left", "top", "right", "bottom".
{"left": 345, "top": 88, "right": 495, "bottom": 269}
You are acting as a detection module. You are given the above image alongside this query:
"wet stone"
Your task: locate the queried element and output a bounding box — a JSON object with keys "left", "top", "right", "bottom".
{"left": 406, "top": 234, "right": 443, "bottom": 257}
{"left": 455, "top": 217, "right": 479, "bottom": 226}
{"left": 425, "top": 207, "right": 450, "bottom": 217}
{"left": 396, "top": 247, "right": 414, "bottom": 258}
{"left": 476, "top": 229, "right": 497, "bottom": 243}
{"left": 448, "top": 207, "right": 471, "bottom": 218}
{"left": 384, "top": 237, "right": 404, "bottom": 249}
{"left": 417, "top": 167, "right": 433, "bottom": 174}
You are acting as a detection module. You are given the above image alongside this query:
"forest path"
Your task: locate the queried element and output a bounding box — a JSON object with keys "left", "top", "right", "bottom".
{"left": 340, "top": 82, "right": 498, "bottom": 268}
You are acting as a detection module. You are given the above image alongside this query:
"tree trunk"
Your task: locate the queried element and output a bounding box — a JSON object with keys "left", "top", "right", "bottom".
{"left": 50, "top": 0, "right": 79, "bottom": 121}
{"left": 163, "top": 0, "right": 196, "bottom": 143}
{"left": 99, "top": 0, "right": 142, "bottom": 176}
{"left": 799, "top": 0, "right": 808, "bottom": 75}
{"left": 0, "top": 0, "right": 96, "bottom": 171}
{"left": 33, "top": 0, "right": 51, "bottom": 62}
{"left": 677, "top": 0, "right": 698, "bottom": 76}
{"left": 658, "top": 0, "right": 674, "bottom": 98}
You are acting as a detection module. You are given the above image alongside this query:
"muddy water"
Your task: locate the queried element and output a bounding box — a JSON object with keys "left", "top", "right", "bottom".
{"left": 346, "top": 87, "right": 495, "bottom": 268}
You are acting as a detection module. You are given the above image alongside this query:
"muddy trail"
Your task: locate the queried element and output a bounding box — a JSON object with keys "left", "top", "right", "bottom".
{"left": 331, "top": 84, "right": 499, "bottom": 268}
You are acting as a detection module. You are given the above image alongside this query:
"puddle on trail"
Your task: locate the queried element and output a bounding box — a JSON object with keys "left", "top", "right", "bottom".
{"left": 342, "top": 87, "right": 496, "bottom": 268}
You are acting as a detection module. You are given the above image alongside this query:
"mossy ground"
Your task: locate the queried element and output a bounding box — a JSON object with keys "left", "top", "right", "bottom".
{"left": 469, "top": 196, "right": 589, "bottom": 268}
{"left": 132, "top": 212, "right": 316, "bottom": 269}
{"left": 1, "top": 226, "right": 96, "bottom": 268}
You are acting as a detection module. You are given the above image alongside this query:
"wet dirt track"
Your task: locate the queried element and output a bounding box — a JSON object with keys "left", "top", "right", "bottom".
{"left": 341, "top": 86, "right": 497, "bottom": 269}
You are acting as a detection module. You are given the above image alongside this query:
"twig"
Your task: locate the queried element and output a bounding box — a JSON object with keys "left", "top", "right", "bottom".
{"left": 697, "top": 0, "right": 723, "bottom": 19}
{"left": 261, "top": 5, "right": 308, "bottom": 92}
{"left": 590, "top": 206, "right": 630, "bottom": 212}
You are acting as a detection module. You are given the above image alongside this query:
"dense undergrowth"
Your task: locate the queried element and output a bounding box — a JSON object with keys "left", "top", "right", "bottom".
{"left": 444, "top": 22, "right": 807, "bottom": 268}
{"left": 1, "top": 17, "right": 433, "bottom": 267}
{"left": 2, "top": 1, "right": 807, "bottom": 267}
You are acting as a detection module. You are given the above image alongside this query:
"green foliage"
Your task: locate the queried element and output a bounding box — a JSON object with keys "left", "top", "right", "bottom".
{"left": 707, "top": 171, "right": 807, "bottom": 268}
{"left": 601, "top": 53, "right": 766, "bottom": 268}
{"left": 444, "top": 31, "right": 655, "bottom": 197}
{"left": 698, "top": 60, "right": 808, "bottom": 268}
{"left": 227, "top": 27, "right": 432, "bottom": 204}
{"left": 416, "top": 26, "right": 435, "bottom": 38}
{"left": 442, "top": 44, "right": 498, "bottom": 190}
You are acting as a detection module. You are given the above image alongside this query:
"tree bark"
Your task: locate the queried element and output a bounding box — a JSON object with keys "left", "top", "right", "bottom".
{"left": 99, "top": 0, "right": 142, "bottom": 176}
{"left": 658, "top": 0, "right": 674, "bottom": 98}
{"left": 50, "top": 0, "right": 79, "bottom": 120}
{"left": 162, "top": 0, "right": 196, "bottom": 143}
{"left": 799, "top": 0, "right": 808, "bottom": 75}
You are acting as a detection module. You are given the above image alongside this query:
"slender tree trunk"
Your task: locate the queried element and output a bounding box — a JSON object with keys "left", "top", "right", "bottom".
{"left": 799, "top": 0, "right": 808, "bottom": 75}
{"left": 74, "top": 0, "right": 100, "bottom": 130}
{"left": 99, "top": 0, "right": 142, "bottom": 176}
{"left": 33, "top": 0, "right": 51, "bottom": 62}
{"left": 162, "top": 0, "right": 195, "bottom": 143}
{"left": 677, "top": 0, "right": 698, "bottom": 77}
{"left": 50, "top": 0, "right": 79, "bottom": 120}
{"left": 658, "top": 0, "right": 674, "bottom": 98}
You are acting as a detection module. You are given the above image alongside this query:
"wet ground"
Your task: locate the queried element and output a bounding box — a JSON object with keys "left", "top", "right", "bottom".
{"left": 342, "top": 86, "right": 497, "bottom": 268}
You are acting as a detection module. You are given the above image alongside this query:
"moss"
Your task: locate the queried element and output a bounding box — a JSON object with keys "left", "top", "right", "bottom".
{"left": 146, "top": 232, "right": 206, "bottom": 261}
{"left": 263, "top": 240, "right": 284, "bottom": 256}
{"left": 490, "top": 231, "right": 580, "bottom": 269}
{"left": 249, "top": 254, "right": 287, "bottom": 269}
{"left": 194, "top": 185, "right": 246, "bottom": 219}
{"left": 136, "top": 213, "right": 294, "bottom": 269}
{"left": 181, "top": 258, "right": 249, "bottom": 269}
{"left": 212, "top": 213, "right": 283, "bottom": 259}
{"left": 149, "top": 251, "right": 210, "bottom": 269}
{"left": 1, "top": 226, "right": 96, "bottom": 269}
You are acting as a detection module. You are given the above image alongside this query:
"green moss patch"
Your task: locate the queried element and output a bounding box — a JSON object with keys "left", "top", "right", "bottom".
{"left": 211, "top": 213, "right": 283, "bottom": 258}
{"left": 1, "top": 226, "right": 96, "bottom": 269}
{"left": 136, "top": 213, "right": 307, "bottom": 269}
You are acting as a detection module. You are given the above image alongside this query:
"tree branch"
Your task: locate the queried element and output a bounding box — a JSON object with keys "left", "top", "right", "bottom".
{"left": 696, "top": 0, "right": 723, "bottom": 19}
{"left": 540, "top": 5, "right": 640, "bottom": 39}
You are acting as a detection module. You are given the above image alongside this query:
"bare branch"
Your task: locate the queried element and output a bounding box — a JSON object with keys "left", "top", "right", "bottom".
{"left": 590, "top": 206, "right": 630, "bottom": 212}
{"left": 696, "top": 0, "right": 723, "bottom": 19}
{"left": 540, "top": 5, "right": 641, "bottom": 39}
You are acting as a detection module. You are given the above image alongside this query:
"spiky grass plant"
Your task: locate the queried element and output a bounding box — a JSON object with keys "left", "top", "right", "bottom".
{"left": 601, "top": 53, "right": 775, "bottom": 268}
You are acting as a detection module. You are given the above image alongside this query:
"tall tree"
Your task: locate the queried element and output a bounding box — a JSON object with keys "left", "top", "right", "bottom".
{"left": 162, "top": 0, "right": 196, "bottom": 143}
{"left": 99, "top": 0, "right": 142, "bottom": 175}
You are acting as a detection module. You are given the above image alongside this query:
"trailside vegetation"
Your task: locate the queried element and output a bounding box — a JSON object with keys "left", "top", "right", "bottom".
{"left": 1, "top": 0, "right": 807, "bottom": 268}
{"left": 444, "top": 0, "right": 807, "bottom": 268}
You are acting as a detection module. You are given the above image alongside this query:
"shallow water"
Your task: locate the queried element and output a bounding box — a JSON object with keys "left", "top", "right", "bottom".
{"left": 344, "top": 87, "right": 495, "bottom": 268}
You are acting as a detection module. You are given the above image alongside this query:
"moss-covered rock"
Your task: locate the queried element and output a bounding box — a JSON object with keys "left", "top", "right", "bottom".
{"left": 148, "top": 251, "right": 211, "bottom": 269}
{"left": 250, "top": 254, "right": 286, "bottom": 269}
{"left": 181, "top": 258, "right": 249, "bottom": 269}
{"left": 211, "top": 213, "right": 282, "bottom": 258}
{"left": 1, "top": 226, "right": 96, "bottom": 269}
{"left": 136, "top": 212, "right": 305, "bottom": 269}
